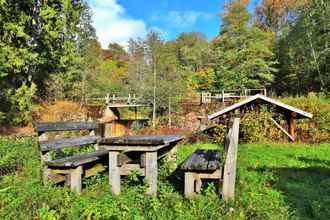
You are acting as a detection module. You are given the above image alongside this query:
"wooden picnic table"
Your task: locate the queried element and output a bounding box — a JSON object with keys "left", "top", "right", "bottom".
{"left": 98, "top": 135, "right": 184, "bottom": 195}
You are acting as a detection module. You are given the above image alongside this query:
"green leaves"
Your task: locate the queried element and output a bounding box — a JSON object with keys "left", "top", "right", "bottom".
{"left": 213, "top": 0, "right": 276, "bottom": 90}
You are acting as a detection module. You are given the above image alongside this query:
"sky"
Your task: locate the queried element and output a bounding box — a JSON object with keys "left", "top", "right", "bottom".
{"left": 87, "top": 0, "right": 260, "bottom": 48}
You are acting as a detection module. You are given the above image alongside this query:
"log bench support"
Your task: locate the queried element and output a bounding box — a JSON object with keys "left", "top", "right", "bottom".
{"left": 184, "top": 169, "right": 222, "bottom": 198}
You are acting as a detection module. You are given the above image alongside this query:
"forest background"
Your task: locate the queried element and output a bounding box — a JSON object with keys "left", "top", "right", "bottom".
{"left": 0, "top": 0, "right": 329, "bottom": 127}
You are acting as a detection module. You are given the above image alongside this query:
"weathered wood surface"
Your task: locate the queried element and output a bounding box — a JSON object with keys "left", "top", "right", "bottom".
{"left": 34, "top": 122, "right": 99, "bottom": 132}
{"left": 69, "top": 166, "right": 83, "bottom": 193}
{"left": 109, "top": 151, "right": 120, "bottom": 195}
{"left": 145, "top": 151, "right": 158, "bottom": 195}
{"left": 222, "top": 117, "right": 240, "bottom": 201}
{"left": 39, "top": 135, "right": 99, "bottom": 152}
{"left": 181, "top": 149, "right": 222, "bottom": 171}
{"left": 45, "top": 150, "right": 108, "bottom": 167}
{"left": 184, "top": 172, "right": 195, "bottom": 198}
{"left": 98, "top": 135, "right": 184, "bottom": 146}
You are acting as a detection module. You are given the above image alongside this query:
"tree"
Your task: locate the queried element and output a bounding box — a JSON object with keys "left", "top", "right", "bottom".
{"left": 0, "top": 0, "right": 96, "bottom": 123}
{"left": 274, "top": 0, "right": 330, "bottom": 94}
{"left": 108, "top": 43, "right": 127, "bottom": 62}
{"left": 213, "top": 0, "right": 277, "bottom": 89}
{"left": 255, "top": 0, "right": 297, "bottom": 37}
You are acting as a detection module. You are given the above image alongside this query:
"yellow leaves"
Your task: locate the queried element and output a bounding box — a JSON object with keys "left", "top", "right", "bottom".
{"left": 189, "top": 67, "right": 216, "bottom": 90}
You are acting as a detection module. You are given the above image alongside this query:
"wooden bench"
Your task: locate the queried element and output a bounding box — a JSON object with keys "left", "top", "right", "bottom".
{"left": 181, "top": 118, "right": 240, "bottom": 200}
{"left": 34, "top": 122, "right": 108, "bottom": 193}
{"left": 181, "top": 149, "right": 223, "bottom": 197}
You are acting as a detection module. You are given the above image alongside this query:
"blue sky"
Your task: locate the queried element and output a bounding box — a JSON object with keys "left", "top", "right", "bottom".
{"left": 87, "top": 0, "right": 260, "bottom": 48}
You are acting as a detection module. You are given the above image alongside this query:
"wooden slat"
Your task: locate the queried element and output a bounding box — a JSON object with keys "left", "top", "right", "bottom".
{"left": 45, "top": 150, "right": 108, "bottom": 167}
{"left": 98, "top": 135, "right": 184, "bottom": 146}
{"left": 34, "top": 122, "right": 99, "bottom": 132}
{"left": 39, "top": 135, "right": 99, "bottom": 152}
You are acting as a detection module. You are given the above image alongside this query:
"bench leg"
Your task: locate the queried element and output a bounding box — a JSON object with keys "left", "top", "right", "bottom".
{"left": 167, "top": 145, "right": 177, "bottom": 170}
{"left": 145, "top": 151, "right": 157, "bottom": 195}
{"left": 195, "top": 176, "right": 202, "bottom": 193}
{"left": 70, "top": 166, "right": 83, "bottom": 194}
{"left": 184, "top": 172, "right": 195, "bottom": 198}
{"left": 109, "top": 151, "right": 120, "bottom": 195}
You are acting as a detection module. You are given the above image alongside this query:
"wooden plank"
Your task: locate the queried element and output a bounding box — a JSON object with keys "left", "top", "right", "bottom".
{"left": 222, "top": 118, "right": 240, "bottom": 201}
{"left": 34, "top": 122, "right": 99, "bottom": 132}
{"left": 194, "top": 169, "right": 222, "bottom": 179}
{"left": 98, "top": 135, "right": 184, "bottom": 146}
{"left": 184, "top": 172, "right": 195, "bottom": 198}
{"left": 85, "top": 164, "right": 106, "bottom": 177}
{"left": 145, "top": 151, "right": 157, "bottom": 195}
{"left": 120, "top": 164, "right": 145, "bottom": 176}
{"left": 45, "top": 150, "right": 108, "bottom": 167}
{"left": 39, "top": 135, "right": 99, "bottom": 152}
{"left": 109, "top": 151, "right": 120, "bottom": 195}
{"left": 69, "top": 166, "right": 83, "bottom": 194}
{"left": 98, "top": 143, "right": 170, "bottom": 152}
{"left": 270, "top": 118, "right": 294, "bottom": 142}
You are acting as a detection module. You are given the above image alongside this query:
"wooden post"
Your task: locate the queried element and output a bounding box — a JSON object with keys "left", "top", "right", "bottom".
{"left": 145, "top": 151, "right": 157, "bottom": 195}
{"left": 184, "top": 172, "right": 195, "bottom": 198}
{"left": 105, "top": 93, "right": 110, "bottom": 105}
{"left": 38, "top": 132, "right": 51, "bottom": 184}
{"left": 109, "top": 151, "right": 120, "bottom": 195}
{"left": 222, "top": 90, "right": 225, "bottom": 103}
{"left": 195, "top": 176, "right": 202, "bottom": 193}
{"left": 89, "top": 129, "right": 99, "bottom": 150}
{"left": 167, "top": 145, "right": 177, "bottom": 171}
{"left": 168, "top": 97, "right": 172, "bottom": 128}
{"left": 287, "top": 115, "right": 296, "bottom": 142}
{"left": 70, "top": 166, "right": 83, "bottom": 193}
{"left": 222, "top": 118, "right": 240, "bottom": 201}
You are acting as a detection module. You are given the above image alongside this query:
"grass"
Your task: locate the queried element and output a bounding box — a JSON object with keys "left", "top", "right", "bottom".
{"left": 0, "top": 137, "right": 330, "bottom": 219}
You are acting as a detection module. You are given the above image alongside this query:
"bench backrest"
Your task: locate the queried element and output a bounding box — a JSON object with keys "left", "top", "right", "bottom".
{"left": 34, "top": 122, "right": 100, "bottom": 161}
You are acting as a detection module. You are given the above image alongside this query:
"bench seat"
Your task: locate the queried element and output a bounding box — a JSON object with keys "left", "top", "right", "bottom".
{"left": 181, "top": 149, "right": 222, "bottom": 171}
{"left": 46, "top": 149, "right": 108, "bottom": 168}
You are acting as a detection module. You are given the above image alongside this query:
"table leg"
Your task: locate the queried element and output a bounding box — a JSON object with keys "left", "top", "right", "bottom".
{"left": 184, "top": 172, "right": 195, "bottom": 198}
{"left": 109, "top": 151, "right": 120, "bottom": 195}
{"left": 145, "top": 151, "right": 157, "bottom": 195}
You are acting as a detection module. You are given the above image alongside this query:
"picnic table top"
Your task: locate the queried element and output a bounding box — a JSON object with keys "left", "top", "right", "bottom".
{"left": 98, "top": 135, "right": 185, "bottom": 152}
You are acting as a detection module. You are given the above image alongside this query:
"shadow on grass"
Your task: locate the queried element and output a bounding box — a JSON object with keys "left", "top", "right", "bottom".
{"left": 251, "top": 163, "right": 330, "bottom": 219}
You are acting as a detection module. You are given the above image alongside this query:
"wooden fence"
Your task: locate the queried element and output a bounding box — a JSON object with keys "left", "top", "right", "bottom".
{"left": 200, "top": 88, "right": 267, "bottom": 104}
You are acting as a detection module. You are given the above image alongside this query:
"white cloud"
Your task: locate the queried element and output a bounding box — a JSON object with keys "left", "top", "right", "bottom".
{"left": 88, "top": 0, "right": 147, "bottom": 48}
{"left": 151, "top": 10, "right": 212, "bottom": 28}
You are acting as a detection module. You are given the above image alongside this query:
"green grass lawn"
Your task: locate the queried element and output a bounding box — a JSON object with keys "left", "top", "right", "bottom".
{"left": 0, "top": 137, "right": 329, "bottom": 219}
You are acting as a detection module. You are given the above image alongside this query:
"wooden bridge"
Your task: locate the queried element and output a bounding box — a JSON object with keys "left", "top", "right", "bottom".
{"left": 200, "top": 88, "right": 267, "bottom": 104}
